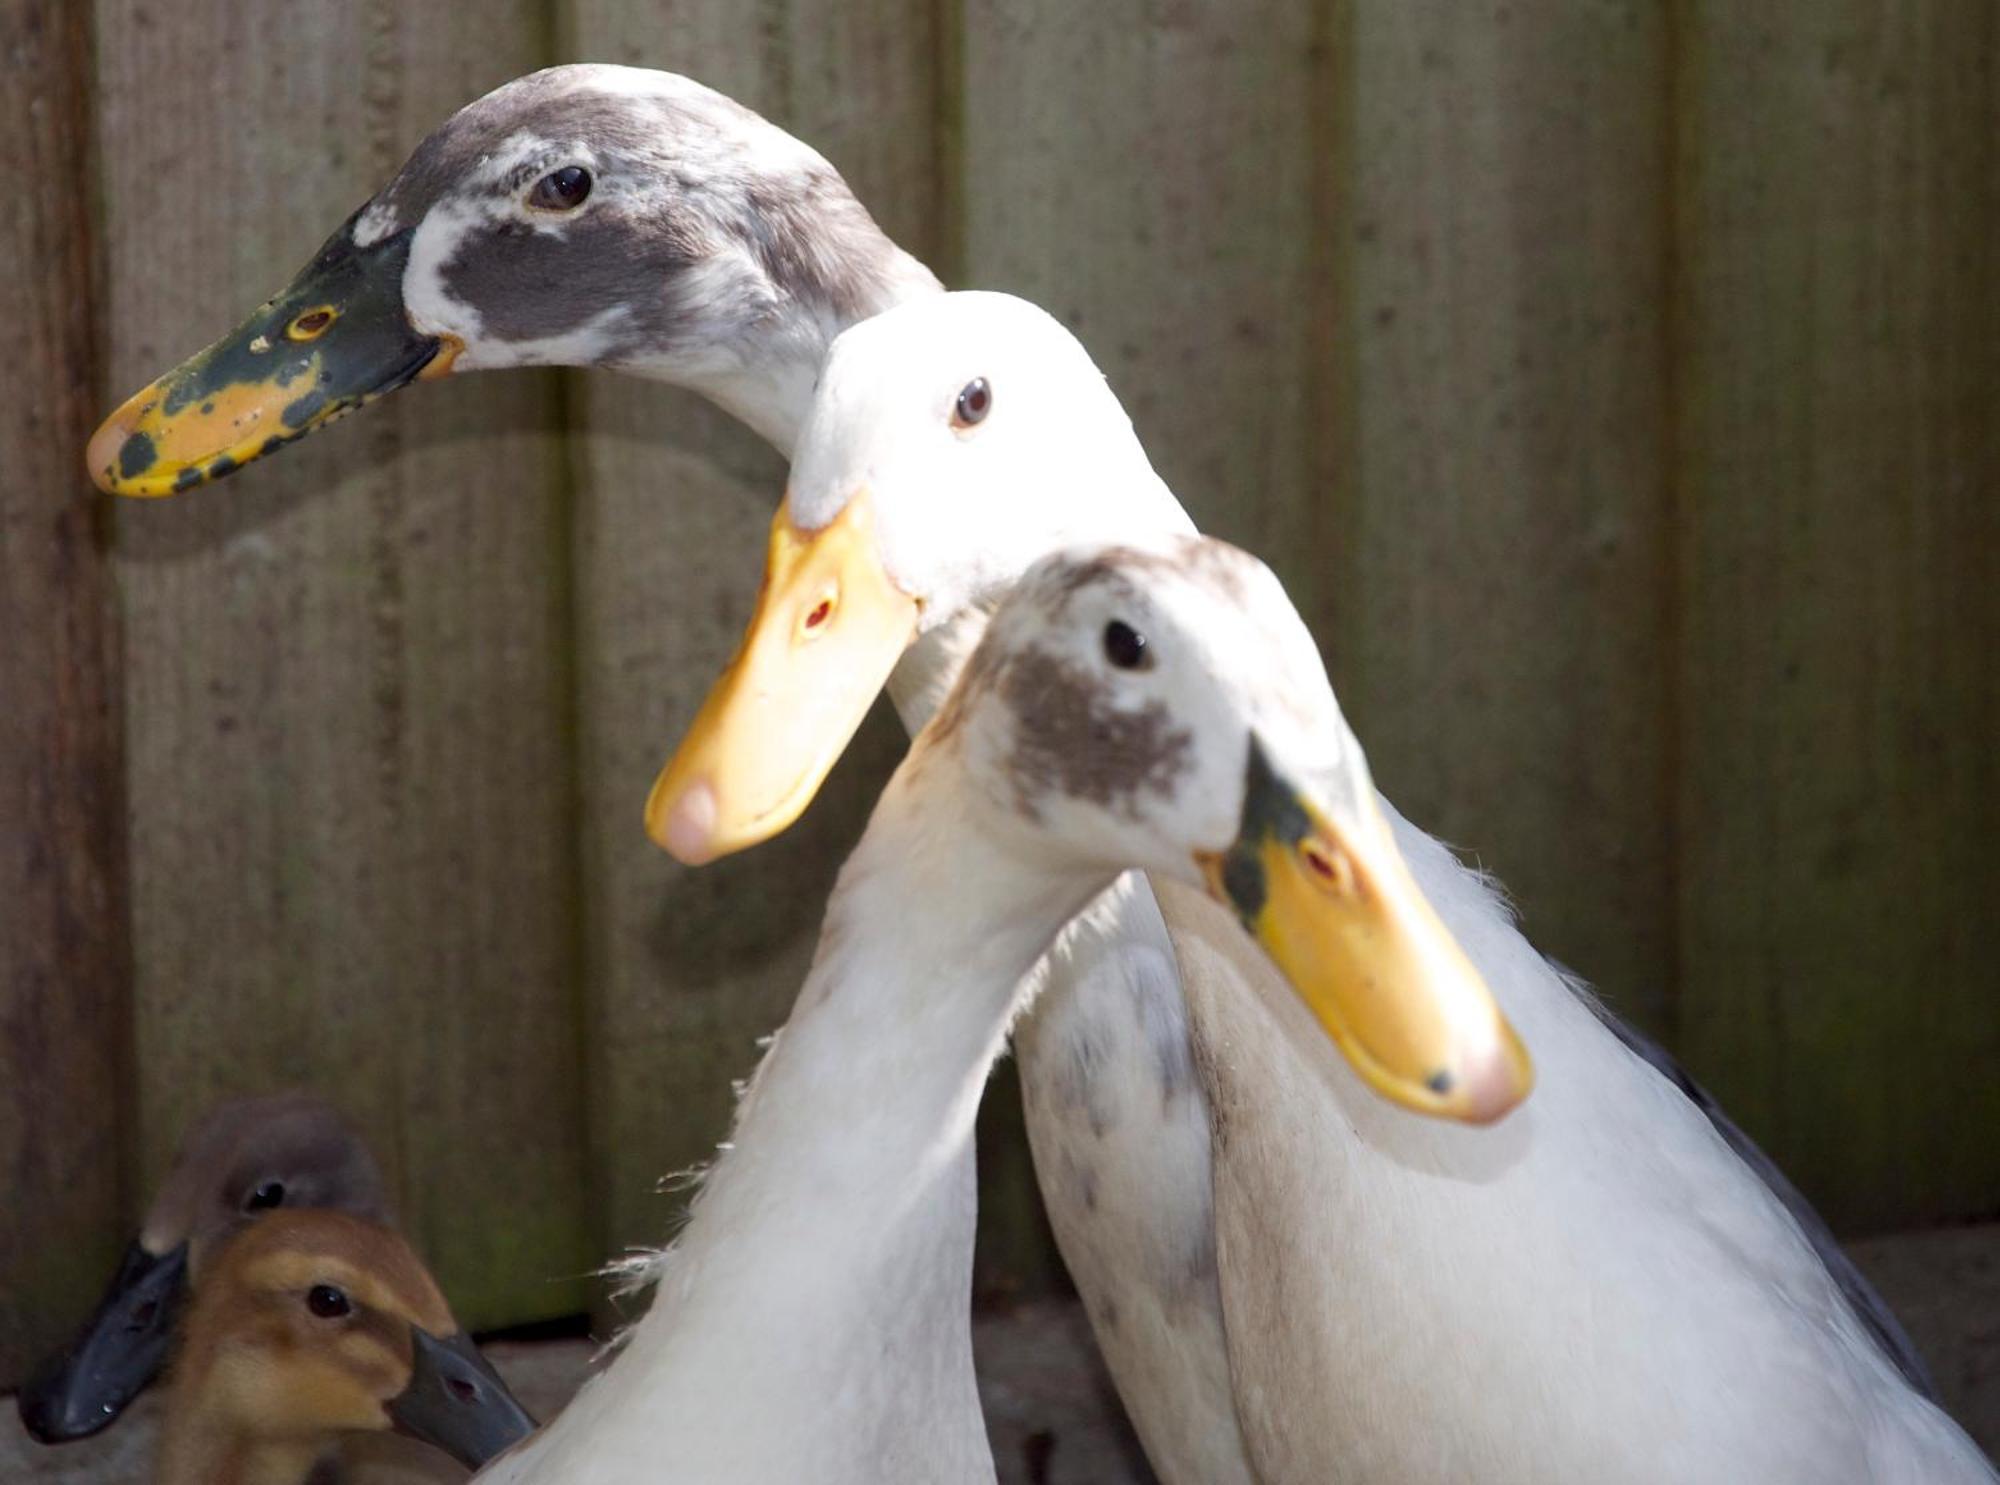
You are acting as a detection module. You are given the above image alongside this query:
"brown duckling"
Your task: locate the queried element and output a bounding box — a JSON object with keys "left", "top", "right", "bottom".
{"left": 154, "top": 1209, "right": 533, "bottom": 1485}
{"left": 20, "top": 1092, "right": 387, "bottom": 1442}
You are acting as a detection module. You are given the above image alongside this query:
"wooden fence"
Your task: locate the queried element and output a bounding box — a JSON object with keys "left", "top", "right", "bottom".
{"left": 2, "top": 0, "right": 1994, "bottom": 1382}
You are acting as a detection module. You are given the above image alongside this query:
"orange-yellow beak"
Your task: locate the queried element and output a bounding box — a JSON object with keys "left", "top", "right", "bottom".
{"left": 1200, "top": 740, "right": 1532, "bottom": 1124}
{"left": 646, "top": 491, "right": 919, "bottom": 863}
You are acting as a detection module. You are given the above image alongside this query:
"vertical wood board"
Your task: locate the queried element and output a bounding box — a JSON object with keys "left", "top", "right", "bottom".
{"left": 1674, "top": 2, "right": 2000, "bottom": 1229}
{"left": 94, "top": 0, "right": 588, "bottom": 1327}
{"left": 0, "top": 0, "right": 132, "bottom": 1387}
{"left": 1332, "top": 0, "right": 1676, "bottom": 1037}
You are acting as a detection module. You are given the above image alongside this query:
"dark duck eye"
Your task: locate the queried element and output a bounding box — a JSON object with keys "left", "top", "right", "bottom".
{"left": 1103, "top": 620, "right": 1151, "bottom": 671}
{"left": 952, "top": 377, "right": 992, "bottom": 428}
{"left": 243, "top": 1179, "right": 286, "bottom": 1213}
{"left": 306, "top": 1284, "right": 351, "bottom": 1320}
{"left": 529, "top": 165, "right": 593, "bottom": 211}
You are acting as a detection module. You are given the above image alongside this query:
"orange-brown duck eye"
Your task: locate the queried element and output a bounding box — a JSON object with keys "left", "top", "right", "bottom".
{"left": 952, "top": 377, "right": 991, "bottom": 428}
{"left": 529, "top": 166, "right": 592, "bottom": 211}
{"left": 306, "top": 1284, "right": 351, "bottom": 1320}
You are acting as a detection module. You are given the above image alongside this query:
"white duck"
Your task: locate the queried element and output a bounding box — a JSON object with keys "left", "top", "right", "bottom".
{"left": 480, "top": 532, "right": 1450, "bottom": 1481}
{"left": 87, "top": 66, "right": 1966, "bottom": 1483}
{"left": 649, "top": 290, "right": 1994, "bottom": 1484}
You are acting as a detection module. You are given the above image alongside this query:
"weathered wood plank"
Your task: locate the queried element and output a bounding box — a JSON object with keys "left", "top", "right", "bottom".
{"left": 0, "top": 1, "right": 131, "bottom": 1388}
{"left": 557, "top": 0, "right": 949, "bottom": 1277}
{"left": 953, "top": 0, "right": 1326, "bottom": 1305}
{"left": 1331, "top": 0, "right": 1675, "bottom": 1037}
{"left": 93, "top": 2, "right": 588, "bottom": 1327}
{"left": 1675, "top": 2, "right": 2000, "bottom": 1230}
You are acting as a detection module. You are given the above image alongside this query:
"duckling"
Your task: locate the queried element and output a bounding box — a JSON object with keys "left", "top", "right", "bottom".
{"left": 155, "top": 1209, "right": 534, "bottom": 1485}
{"left": 20, "top": 1093, "right": 387, "bottom": 1443}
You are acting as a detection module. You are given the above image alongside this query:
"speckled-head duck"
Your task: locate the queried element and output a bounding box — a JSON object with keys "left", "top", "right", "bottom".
{"left": 86, "top": 63, "right": 938, "bottom": 495}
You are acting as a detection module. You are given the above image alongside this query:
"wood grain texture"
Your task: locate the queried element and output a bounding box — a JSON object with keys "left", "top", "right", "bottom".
{"left": 93, "top": 1, "right": 588, "bottom": 1327}
{"left": 1674, "top": 2, "right": 2000, "bottom": 1230}
{"left": 0, "top": 1, "right": 132, "bottom": 1387}
{"left": 557, "top": 0, "right": 948, "bottom": 1277}
{"left": 1329, "top": 0, "right": 1676, "bottom": 1035}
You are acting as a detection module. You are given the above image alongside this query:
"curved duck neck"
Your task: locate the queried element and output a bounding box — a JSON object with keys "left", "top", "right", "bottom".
{"left": 554, "top": 764, "right": 1099, "bottom": 1477}
{"left": 683, "top": 242, "right": 942, "bottom": 457}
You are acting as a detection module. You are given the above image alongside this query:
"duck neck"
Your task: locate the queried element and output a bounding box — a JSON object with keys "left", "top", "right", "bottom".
{"left": 154, "top": 1409, "right": 329, "bottom": 1485}
{"left": 613, "top": 764, "right": 1097, "bottom": 1459}
{"left": 653, "top": 239, "right": 942, "bottom": 457}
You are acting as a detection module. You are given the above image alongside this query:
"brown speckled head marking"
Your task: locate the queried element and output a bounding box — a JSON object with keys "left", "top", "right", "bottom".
{"left": 996, "top": 645, "right": 1194, "bottom": 822}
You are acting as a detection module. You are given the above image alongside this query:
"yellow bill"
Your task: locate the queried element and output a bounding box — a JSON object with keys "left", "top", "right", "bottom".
{"left": 1200, "top": 739, "right": 1532, "bottom": 1124}
{"left": 647, "top": 490, "right": 918, "bottom": 864}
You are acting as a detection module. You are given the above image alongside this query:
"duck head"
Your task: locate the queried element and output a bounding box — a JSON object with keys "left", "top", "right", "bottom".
{"left": 16, "top": 1093, "right": 386, "bottom": 1444}
{"left": 156, "top": 1210, "right": 535, "bottom": 1480}
{"left": 648, "top": 291, "right": 1532, "bottom": 1124}
{"left": 86, "top": 63, "right": 936, "bottom": 494}
{"left": 645, "top": 291, "right": 1178, "bottom": 863}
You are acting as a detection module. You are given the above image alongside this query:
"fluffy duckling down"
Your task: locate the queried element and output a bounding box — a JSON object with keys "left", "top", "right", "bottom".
{"left": 154, "top": 1209, "right": 532, "bottom": 1485}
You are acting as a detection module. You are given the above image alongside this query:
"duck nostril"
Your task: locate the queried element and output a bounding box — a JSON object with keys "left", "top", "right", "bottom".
{"left": 1300, "top": 838, "right": 1355, "bottom": 896}
{"left": 447, "top": 1377, "right": 478, "bottom": 1405}
{"left": 126, "top": 1300, "right": 159, "bottom": 1332}
{"left": 287, "top": 307, "right": 337, "bottom": 341}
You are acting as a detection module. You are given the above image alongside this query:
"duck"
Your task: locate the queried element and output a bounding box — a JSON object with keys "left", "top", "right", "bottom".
{"left": 80, "top": 65, "right": 1960, "bottom": 1483}
{"left": 155, "top": 1207, "right": 535, "bottom": 1485}
{"left": 478, "top": 531, "right": 1454, "bottom": 1482}
{"left": 19, "top": 1092, "right": 390, "bottom": 1445}
{"left": 646, "top": 289, "right": 1995, "bottom": 1482}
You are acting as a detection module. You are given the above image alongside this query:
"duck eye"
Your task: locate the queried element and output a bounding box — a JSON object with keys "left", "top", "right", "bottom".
{"left": 1103, "top": 620, "right": 1151, "bottom": 671}
{"left": 243, "top": 1180, "right": 286, "bottom": 1213}
{"left": 952, "top": 377, "right": 992, "bottom": 428}
{"left": 306, "top": 1285, "right": 351, "bottom": 1320}
{"left": 528, "top": 165, "right": 593, "bottom": 211}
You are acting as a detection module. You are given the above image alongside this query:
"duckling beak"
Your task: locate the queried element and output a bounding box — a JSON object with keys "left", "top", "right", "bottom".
{"left": 647, "top": 489, "right": 919, "bottom": 863}
{"left": 386, "top": 1327, "right": 536, "bottom": 1470}
{"left": 15, "top": 1239, "right": 189, "bottom": 1442}
{"left": 84, "top": 209, "right": 458, "bottom": 497}
{"left": 1198, "top": 737, "right": 1533, "bottom": 1125}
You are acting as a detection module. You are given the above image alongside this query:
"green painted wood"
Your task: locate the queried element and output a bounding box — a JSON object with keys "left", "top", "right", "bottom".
{"left": 1332, "top": 0, "right": 1676, "bottom": 1038}
{"left": 93, "top": 2, "right": 589, "bottom": 1329}
{"left": 1674, "top": 2, "right": 2000, "bottom": 1231}
{"left": 556, "top": 0, "right": 952, "bottom": 1283}
{"left": 0, "top": 0, "right": 132, "bottom": 1389}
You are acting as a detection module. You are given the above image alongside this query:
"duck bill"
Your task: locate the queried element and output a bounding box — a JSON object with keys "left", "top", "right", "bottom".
{"left": 14, "top": 1239, "right": 190, "bottom": 1442}
{"left": 647, "top": 489, "right": 918, "bottom": 864}
{"left": 1200, "top": 738, "right": 1533, "bottom": 1125}
{"left": 386, "top": 1327, "right": 536, "bottom": 1470}
{"left": 84, "top": 211, "right": 459, "bottom": 497}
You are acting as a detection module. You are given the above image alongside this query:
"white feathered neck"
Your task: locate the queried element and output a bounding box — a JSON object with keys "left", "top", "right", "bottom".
{"left": 479, "top": 761, "right": 1100, "bottom": 1484}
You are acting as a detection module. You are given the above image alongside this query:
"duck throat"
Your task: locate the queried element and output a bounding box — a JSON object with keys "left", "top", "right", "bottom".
{"left": 582, "top": 772, "right": 1097, "bottom": 1476}
{"left": 628, "top": 229, "right": 942, "bottom": 457}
